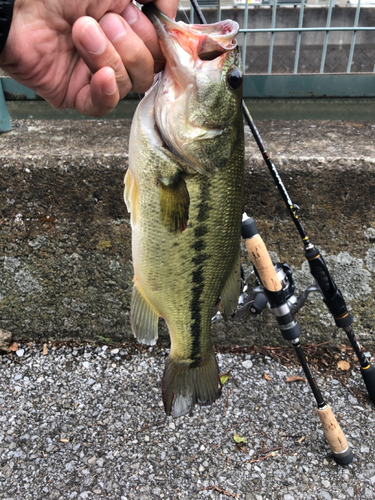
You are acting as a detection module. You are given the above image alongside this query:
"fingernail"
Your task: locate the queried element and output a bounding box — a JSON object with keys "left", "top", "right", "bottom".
{"left": 123, "top": 3, "right": 139, "bottom": 26}
{"left": 100, "top": 14, "right": 127, "bottom": 43}
{"left": 103, "top": 74, "right": 117, "bottom": 96}
{"left": 80, "top": 20, "right": 106, "bottom": 54}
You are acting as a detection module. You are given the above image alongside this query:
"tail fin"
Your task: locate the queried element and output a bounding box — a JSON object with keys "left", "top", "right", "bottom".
{"left": 162, "top": 349, "right": 222, "bottom": 417}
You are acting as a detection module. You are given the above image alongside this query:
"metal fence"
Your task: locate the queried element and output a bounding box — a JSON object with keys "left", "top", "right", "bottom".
{"left": 238, "top": 0, "right": 374, "bottom": 74}
{"left": 177, "top": 0, "right": 375, "bottom": 97}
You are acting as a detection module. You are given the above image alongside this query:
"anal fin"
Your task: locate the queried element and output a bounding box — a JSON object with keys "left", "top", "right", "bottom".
{"left": 162, "top": 349, "right": 222, "bottom": 417}
{"left": 159, "top": 173, "right": 189, "bottom": 233}
{"left": 220, "top": 249, "right": 241, "bottom": 320}
{"left": 131, "top": 282, "right": 159, "bottom": 346}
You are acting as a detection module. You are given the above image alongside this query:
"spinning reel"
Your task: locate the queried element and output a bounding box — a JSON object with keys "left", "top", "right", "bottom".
{"left": 235, "top": 262, "right": 320, "bottom": 319}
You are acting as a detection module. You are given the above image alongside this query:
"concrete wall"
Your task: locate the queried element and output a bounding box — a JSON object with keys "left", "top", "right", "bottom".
{"left": 0, "top": 118, "right": 374, "bottom": 349}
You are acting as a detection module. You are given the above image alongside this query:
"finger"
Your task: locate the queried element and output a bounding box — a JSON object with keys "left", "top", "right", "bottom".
{"left": 121, "top": 3, "right": 166, "bottom": 73}
{"left": 77, "top": 66, "right": 120, "bottom": 117}
{"left": 72, "top": 16, "right": 131, "bottom": 100}
{"left": 66, "top": 61, "right": 120, "bottom": 117}
{"left": 99, "top": 13, "right": 154, "bottom": 94}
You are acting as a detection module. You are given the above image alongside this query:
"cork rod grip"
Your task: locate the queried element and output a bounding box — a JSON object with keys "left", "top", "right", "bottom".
{"left": 317, "top": 405, "right": 350, "bottom": 456}
{"left": 245, "top": 234, "right": 282, "bottom": 292}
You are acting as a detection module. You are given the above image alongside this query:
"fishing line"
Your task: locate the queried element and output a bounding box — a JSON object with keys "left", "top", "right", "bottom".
{"left": 178, "top": 2, "right": 191, "bottom": 24}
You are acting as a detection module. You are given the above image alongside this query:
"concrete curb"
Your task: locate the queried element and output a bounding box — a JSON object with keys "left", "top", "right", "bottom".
{"left": 0, "top": 119, "right": 374, "bottom": 347}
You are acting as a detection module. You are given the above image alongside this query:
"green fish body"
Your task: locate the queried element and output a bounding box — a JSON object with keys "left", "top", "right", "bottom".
{"left": 124, "top": 9, "right": 244, "bottom": 417}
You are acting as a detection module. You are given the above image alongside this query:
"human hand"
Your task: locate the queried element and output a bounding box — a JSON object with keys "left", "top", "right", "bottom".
{"left": 0, "top": 0, "right": 179, "bottom": 117}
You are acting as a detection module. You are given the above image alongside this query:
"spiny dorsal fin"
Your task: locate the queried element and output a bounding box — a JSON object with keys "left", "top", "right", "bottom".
{"left": 131, "top": 282, "right": 159, "bottom": 346}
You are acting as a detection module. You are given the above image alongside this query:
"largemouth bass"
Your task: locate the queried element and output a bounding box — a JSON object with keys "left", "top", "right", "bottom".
{"left": 124, "top": 6, "right": 244, "bottom": 417}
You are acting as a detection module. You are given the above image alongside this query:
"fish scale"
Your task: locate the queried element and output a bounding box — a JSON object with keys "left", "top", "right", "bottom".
{"left": 125, "top": 6, "right": 244, "bottom": 417}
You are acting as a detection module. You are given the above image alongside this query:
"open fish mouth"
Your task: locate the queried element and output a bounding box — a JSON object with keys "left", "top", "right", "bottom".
{"left": 143, "top": 4, "right": 239, "bottom": 84}
{"left": 143, "top": 4, "right": 238, "bottom": 60}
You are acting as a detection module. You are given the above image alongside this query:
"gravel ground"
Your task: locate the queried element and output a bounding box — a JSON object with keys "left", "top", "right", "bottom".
{"left": 1, "top": 342, "right": 375, "bottom": 500}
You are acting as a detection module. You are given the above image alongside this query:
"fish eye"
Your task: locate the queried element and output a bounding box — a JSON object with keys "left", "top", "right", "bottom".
{"left": 227, "top": 69, "right": 242, "bottom": 90}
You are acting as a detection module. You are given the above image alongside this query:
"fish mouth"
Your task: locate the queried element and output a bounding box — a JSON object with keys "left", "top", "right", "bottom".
{"left": 143, "top": 5, "right": 239, "bottom": 176}
{"left": 142, "top": 5, "right": 238, "bottom": 74}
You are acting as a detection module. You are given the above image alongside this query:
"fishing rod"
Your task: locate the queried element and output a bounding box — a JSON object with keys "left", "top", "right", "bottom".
{"left": 188, "top": 0, "right": 353, "bottom": 465}
{"left": 241, "top": 100, "right": 375, "bottom": 404}
{"left": 241, "top": 214, "right": 353, "bottom": 465}
{"left": 189, "top": 0, "right": 375, "bottom": 405}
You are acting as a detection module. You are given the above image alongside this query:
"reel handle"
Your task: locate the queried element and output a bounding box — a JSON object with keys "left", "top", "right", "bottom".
{"left": 241, "top": 215, "right": 300, "bottom": 341}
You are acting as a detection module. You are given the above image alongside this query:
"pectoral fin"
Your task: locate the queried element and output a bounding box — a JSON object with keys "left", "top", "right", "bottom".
{"left": 159, "top": 173, "right": 189, "bottom": 233}
{"left": 124, "top": 169, "right": 138, "bottom": 228}
{"left": 131, "top": 282, "right": 159, "bottom": 346}
{"left": 220, "top": 249, "right": 241, "bottom": 320}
